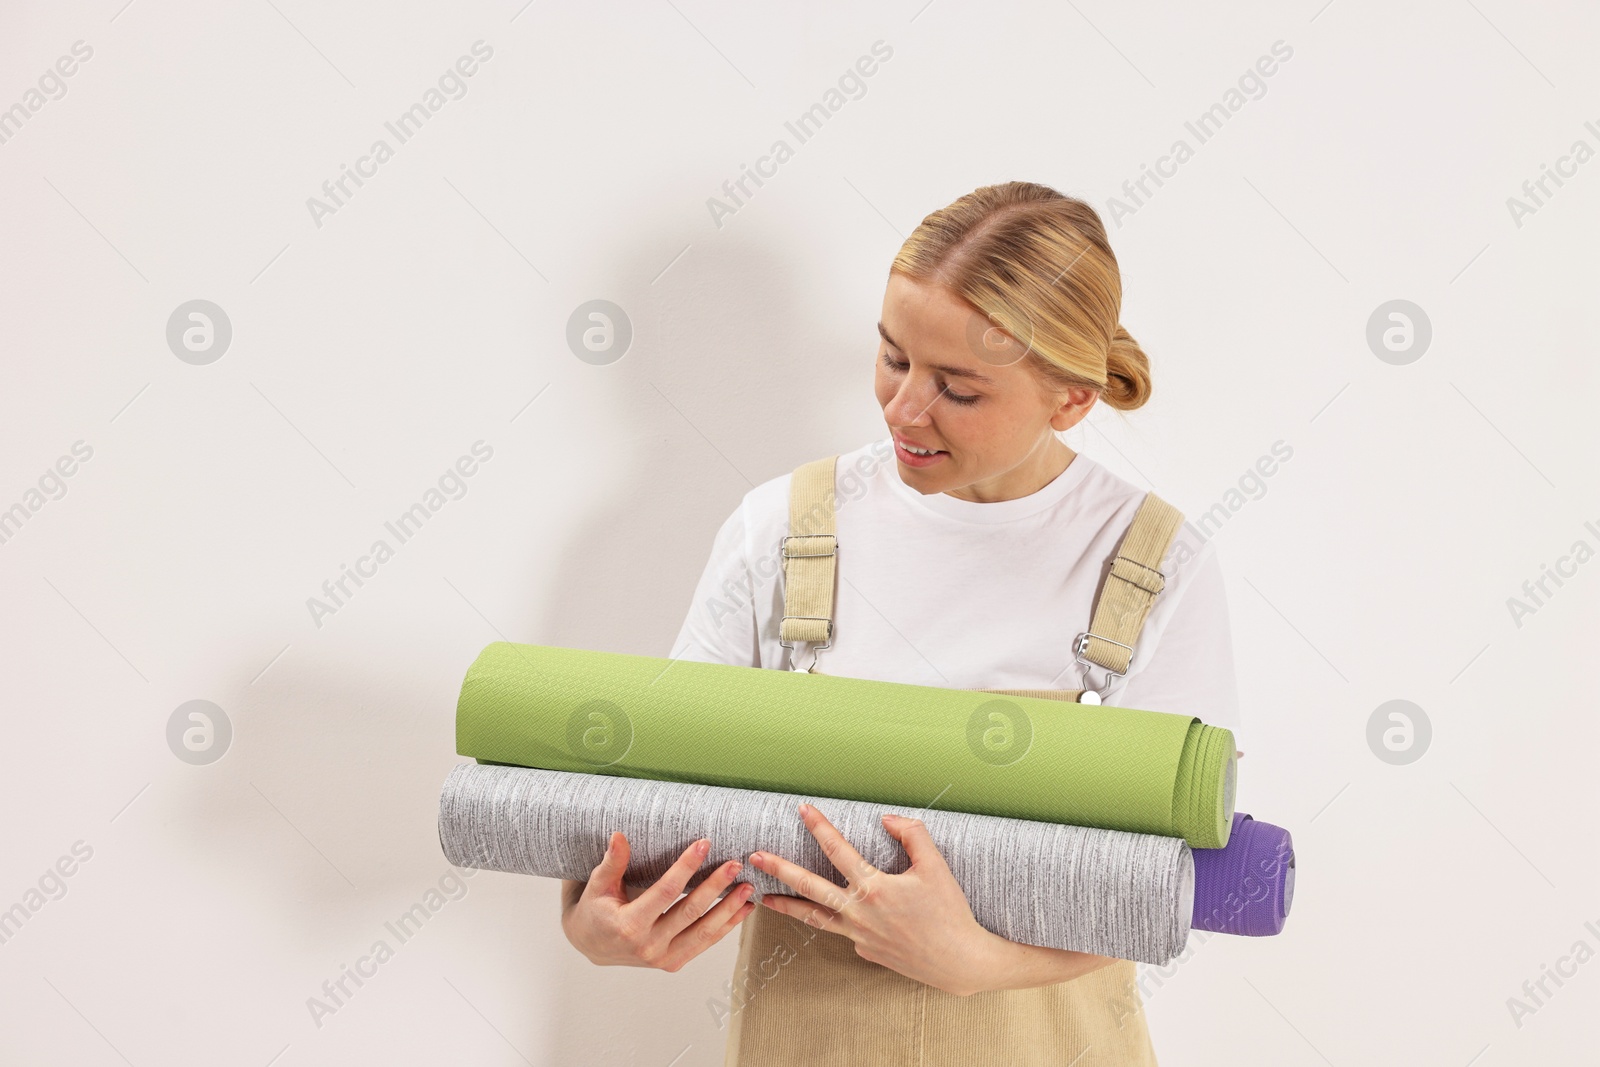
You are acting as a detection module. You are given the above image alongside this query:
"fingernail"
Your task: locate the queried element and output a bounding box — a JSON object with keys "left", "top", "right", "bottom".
{"left": 697, "top": 839, "right": 711, "bottom": 855}
{"left": 750, "top": 852, "right": 764, "bottom": 865}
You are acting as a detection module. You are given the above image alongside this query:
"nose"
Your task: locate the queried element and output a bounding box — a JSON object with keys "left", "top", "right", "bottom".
{"left": 883, "top": 372, "right": 937, "bottom": 427}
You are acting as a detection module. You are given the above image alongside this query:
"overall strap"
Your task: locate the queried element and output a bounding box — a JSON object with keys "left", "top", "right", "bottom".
{"left": 979, "top": 490, "right": 1185, "bottom": 704}
{"left": 778, "top": 463, "right": 1185, "bottom": 697}
{"left": 1074, "top": 492, "right": 1184, "bottom": 696}
{"left": 778, "top": 456, "right": 839, "bottom": 654}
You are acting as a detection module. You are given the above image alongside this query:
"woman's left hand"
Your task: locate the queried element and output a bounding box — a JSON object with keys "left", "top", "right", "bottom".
{"left": 749, "top": 803, "right": 1003, "bottom": 997}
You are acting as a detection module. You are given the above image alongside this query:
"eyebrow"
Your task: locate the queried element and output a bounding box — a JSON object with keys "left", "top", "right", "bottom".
{"left": 876, "top": 322, "right": 996, "bottom": 385}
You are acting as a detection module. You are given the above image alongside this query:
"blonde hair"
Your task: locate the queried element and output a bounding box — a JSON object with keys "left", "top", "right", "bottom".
{"left": 889, "top": 181, "right": 1151, "bottom": 411}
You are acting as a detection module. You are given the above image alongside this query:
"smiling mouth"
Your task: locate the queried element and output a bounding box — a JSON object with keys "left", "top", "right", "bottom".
{"left": 893, "top": 435, "right": 948, "bottom": 461}
{"left": 893, "top": 433, "right": 944, "bottom": 453}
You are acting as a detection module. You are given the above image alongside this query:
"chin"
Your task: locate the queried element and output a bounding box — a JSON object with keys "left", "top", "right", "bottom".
{"left": 896, "top": 465, "right": 948, "bottom": 493}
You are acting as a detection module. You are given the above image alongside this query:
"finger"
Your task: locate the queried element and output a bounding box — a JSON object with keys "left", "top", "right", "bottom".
{"left": 759, "top": 892, "right": 846, "bottom": 936}
{"left": 580, "top": 831, "right": 631, "bottom": 903}
{"left": 798, "top": 803, "right": 880, "bottom": 891}
{"left": 661, "top": 885, "right": 759, "bottom": 970}
{"left": 657, "top": 857, "right": 745, "bottom": 940}
{"left": 677, "top": 876, "right": 758, "bottom": 947}
{"left": 628, "top": 837, "right": 710, "bottom": 916}
{"left": 748, "top": 849, "right": 851, "bottom": 913}
{"left": 881, "top": 814, "right": 951, "bottom": 874}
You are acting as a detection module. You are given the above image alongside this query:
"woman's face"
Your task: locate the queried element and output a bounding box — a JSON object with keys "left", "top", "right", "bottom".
{"left": 873, "top": 273, "right": 1099, "bottom": 502}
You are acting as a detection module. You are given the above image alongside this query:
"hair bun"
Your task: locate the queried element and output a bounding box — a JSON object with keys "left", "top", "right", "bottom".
{"left": 1103, "top": 325, "right": 1152, "bottom": 411}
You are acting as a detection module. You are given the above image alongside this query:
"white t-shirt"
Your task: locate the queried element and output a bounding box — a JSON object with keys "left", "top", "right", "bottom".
{"left": 669, "top": 437, "right": 1241, "bottom": 739}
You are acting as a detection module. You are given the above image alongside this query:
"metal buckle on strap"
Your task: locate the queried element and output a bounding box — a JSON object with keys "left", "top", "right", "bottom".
{"left": 1074, "top": 631, "right": 1132, "bottom": 704}
{"left": 779, "top": 617, "right": 834, "bottom": 647}
{"left": 1074, "top": 630, "right": 1133, "bottom": 668}
{"left": 779, "top": 618, "right": 832, "bottom": 672}
{"left": 781, "top": 534, "right": 836, "bottom": 558}
{"left": 781, "top": 535, "right": 836, "bottom": 672}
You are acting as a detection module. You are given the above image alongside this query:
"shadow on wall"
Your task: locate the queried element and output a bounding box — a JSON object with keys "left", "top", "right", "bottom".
{"left": 157, "top": 220, "right": 867, "bottom": 1064}
{"left": 533, "top": 222, "right": 867, "bottom": 659}
{"left": 530, "top": 223, "right": 864, "bottom": 1065}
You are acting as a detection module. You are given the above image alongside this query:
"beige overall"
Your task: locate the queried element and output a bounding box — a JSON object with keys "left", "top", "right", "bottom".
{"left": 721, "top": 454, "right": 1187, "bottom": 1067}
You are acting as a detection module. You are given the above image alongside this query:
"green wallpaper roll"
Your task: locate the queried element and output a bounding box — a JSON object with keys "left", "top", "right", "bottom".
{"left": 456, "top": 642, "right": 1236, "bottom": 848}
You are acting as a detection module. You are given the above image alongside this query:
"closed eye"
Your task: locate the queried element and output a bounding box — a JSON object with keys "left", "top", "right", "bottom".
{"left": 879, "top": 350, "right": 980, "bottom": 405}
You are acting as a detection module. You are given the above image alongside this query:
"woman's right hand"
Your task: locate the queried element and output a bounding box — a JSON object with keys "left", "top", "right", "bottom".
{"left": 560, "top": 832, "right": 756, "bottom": 971}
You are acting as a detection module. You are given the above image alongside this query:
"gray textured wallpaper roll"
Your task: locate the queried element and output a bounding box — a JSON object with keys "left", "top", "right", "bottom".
{"left": 439, "top": 762, "right": 1194, "bottom": 964}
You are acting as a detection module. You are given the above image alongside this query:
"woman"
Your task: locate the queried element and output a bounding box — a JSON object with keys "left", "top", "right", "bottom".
{"left": 560, "top": 181, "right": 1242, "bottom": 1065}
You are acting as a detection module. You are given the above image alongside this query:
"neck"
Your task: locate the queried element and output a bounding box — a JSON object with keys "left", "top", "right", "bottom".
{"left": 945, "top": 436, "right": 1076, "bottom": 504}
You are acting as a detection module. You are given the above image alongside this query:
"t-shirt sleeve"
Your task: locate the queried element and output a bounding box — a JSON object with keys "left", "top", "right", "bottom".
{"left": 1115, "top": 536, "right": 1243, "bottom": 747}
{"left": 667, "top": 499, "right": 761, "bottom": 669}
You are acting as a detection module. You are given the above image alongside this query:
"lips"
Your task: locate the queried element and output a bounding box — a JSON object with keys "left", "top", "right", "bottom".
{"left": 892, "top": 434, "right": 949, "bottom": 467}
{"left": 894, "top": 434, "right": 945, "bottom": 455}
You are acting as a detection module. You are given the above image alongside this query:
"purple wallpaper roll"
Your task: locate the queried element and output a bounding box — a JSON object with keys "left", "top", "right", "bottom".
{"left": 1191, "top": 812, "right": 1294, "bottom": 936}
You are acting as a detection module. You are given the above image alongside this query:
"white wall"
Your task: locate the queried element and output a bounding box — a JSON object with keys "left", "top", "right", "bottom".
{"left": 2, "top": 1, "right": 1596, "bottom": 1063}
